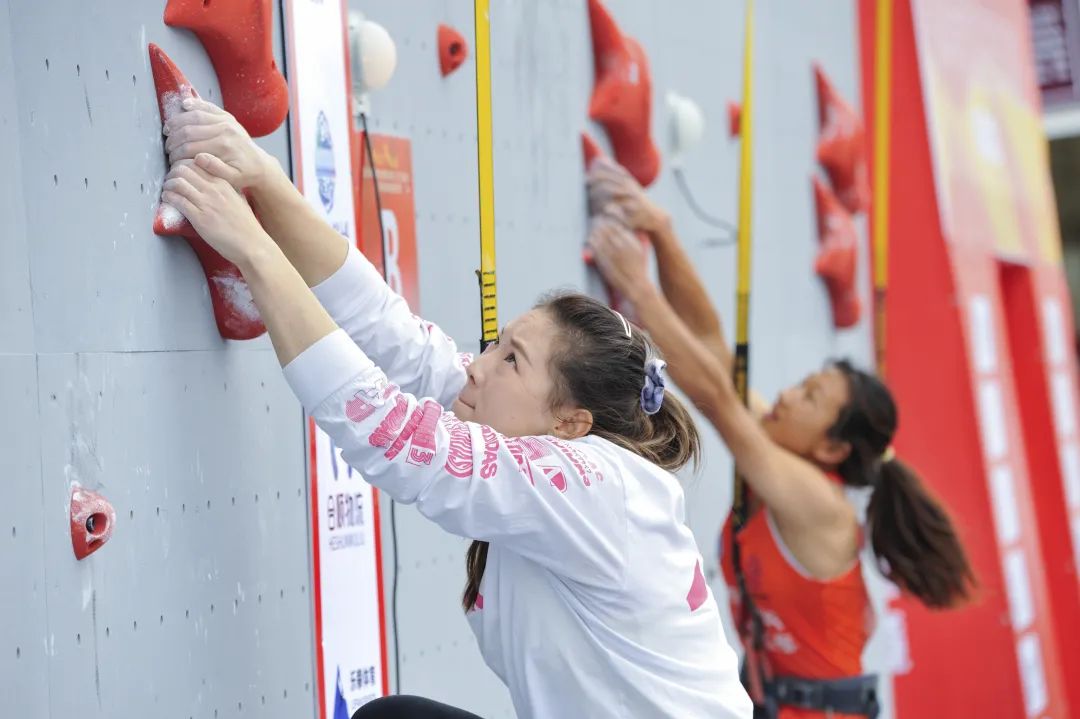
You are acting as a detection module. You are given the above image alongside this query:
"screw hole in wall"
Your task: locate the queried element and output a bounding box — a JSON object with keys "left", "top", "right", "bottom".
{"left": 76, "top": 64, "right": 80, "bottom": 76}
{"left": 105, "top": 69, "right": 110, "bottom": 80}
{"left": 52, "top": 175, "right": 57, "bottom": 186}
{"left": 44, "top": 58, "right": 49, "bottom": 70}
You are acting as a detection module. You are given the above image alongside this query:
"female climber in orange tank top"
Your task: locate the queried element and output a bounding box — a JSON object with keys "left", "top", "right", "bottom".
{"left": 585, "top": 159, "right": 976, "bottom": 719}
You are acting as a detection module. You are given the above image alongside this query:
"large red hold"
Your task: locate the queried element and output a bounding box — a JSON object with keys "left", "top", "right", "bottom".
{"left": 163, "top": 0, "right": 289, "bottom": 137}
{"left": 149, "top": 43, "right": 266, "bottom": 341}
{"left": 437, "top": 24, "right": 469, "bottom": 77}
{"left": 815, "top": 64, "right": 870, "bottom": 214}
{"left": 812, "top": 176, "right": 861, "bottom": 328}
{"left": 587, "top": 0, "right": 660, "bottom": 187}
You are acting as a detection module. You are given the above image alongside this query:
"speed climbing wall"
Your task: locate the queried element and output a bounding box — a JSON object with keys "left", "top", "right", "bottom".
{"left": 0, "top": 1, "right": 319, "bottom": 717}
{"left": 1, "top": 1, "right": 880, "bottom": 718}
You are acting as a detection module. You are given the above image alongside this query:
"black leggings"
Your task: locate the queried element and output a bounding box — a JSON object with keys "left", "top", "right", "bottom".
{"left": 351, "top": 695, "right": 484, "bottom": 719}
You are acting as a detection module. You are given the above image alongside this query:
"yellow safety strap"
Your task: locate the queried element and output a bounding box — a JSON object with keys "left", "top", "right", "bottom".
{"left": 873, "top": 0, "right": 893, "bottom": 376}
{"left": 474, "top": 0, "right": 498, "bottom": 351}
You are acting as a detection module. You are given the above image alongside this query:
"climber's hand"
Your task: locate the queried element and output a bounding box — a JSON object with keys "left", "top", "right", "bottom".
{"left": 162, "top": 159, "right": 272, "bottom": 268}
{"left": 586, "top": 157, "right": 668, "bottom": 235}
{"left": 587, "top": 210, "right": 651, "bottom": 300}
{"left": 163, "top": 98, "right": 280, "bottom": 191}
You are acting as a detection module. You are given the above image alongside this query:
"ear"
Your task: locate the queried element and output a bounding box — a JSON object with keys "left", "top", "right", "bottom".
{"left": 811, "top": 437, "right": 852, "bottom": 469}
{"left": 553, "top": 408, "right": 594, "bottom": 440}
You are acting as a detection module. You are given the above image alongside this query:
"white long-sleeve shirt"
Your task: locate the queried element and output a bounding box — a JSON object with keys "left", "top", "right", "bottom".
{"left": 284, "top": 247, "right": 751, "bottom": 719}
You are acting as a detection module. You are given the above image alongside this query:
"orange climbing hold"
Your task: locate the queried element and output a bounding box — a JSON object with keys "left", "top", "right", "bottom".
{"left": 812, "top": 176, "right": 861, "bottom": 328}
{"left": 70, "top": 486, "right": 116, "bottom": 561}
{"left": 587, "top": 0, "right": 660, "bottom": 187}
{"left": 814, "top": 64, "right": 869, "bottom": 214}
{"left": 149, "top": 43, "right": 266, "bottom": 341}
{"left": 163, "top": 0, "right": 289, "bottom": 137}
{"left": 438, "top": 24, "right": 469, "bottom": 77}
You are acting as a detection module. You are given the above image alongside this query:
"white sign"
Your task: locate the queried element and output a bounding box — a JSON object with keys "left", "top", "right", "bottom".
{"left": 285, "top": 0, "right": 387, "bottom": 715}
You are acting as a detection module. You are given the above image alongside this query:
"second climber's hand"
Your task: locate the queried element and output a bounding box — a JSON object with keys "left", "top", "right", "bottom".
{"left": 162, "top": 157, "right": 273, "bottom": 269}
{"left": 587, "top": 211, "right": 651, "bottom": 300}
{"left": 163, "top": 98, "right": 280, "bottom": 192}
{"left": 586, "top": 157, "right": 669, "bottom": 235}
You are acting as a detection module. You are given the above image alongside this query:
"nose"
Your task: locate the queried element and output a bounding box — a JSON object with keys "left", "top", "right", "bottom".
{"left": 466, "top": 353, "right": 487, "bottom": 387}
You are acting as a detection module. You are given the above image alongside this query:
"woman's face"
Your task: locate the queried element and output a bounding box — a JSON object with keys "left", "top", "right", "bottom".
{"left": 761, "top": 366, "right": 852, "bottom": 464}
{"left": 452, "top": 309, "right": 565, "bottom": 438}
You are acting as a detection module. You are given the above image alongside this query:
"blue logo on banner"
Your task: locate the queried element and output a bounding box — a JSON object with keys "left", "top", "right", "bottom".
{"left": 334, "top": 666, "right": 349, "bottom": 719}
{"left": 315, "top": 110, "right": 336, "bottom": 213}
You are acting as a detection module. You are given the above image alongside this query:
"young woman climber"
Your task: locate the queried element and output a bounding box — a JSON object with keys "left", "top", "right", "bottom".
{"left": 157, "top": 98, "right": 752, "bottom": 719}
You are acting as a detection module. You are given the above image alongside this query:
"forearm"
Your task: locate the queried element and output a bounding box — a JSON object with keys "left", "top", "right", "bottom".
{"left": 630, "top": 284, "right": 739, "bottom": 418}
{"left": 238, "top": 237, "right": 340, "bottom": 367}
{"left": 649, "top": 218, "right": 732, "bottom": 370}
{"left": 249, "top": 163, "right": 350, "bottom": 287}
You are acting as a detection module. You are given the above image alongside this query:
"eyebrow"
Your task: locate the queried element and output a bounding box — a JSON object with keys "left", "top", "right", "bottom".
{"left": 510, "top": 336, "right": 532, "bottom": 366}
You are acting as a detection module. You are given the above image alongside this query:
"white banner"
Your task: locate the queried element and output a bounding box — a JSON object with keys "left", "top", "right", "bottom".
{"left": 284, "top": 0, "right": 387, "bottom": 715}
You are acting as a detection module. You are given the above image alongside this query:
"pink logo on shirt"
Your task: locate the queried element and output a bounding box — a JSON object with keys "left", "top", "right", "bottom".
{"left": 369, "top": 395, "right": 410, "bottom": 449}
{"left": 475, "top": 593, "right": 484, "bottom": 610}
{"left": 458, "top": 353, "right": 474, "bottom": 369}
{"left": 443, "top": 415, "right": 474, "bottom": 478}
{"left": 505, "top": 437, "right": 552, "bottom": 486}
{"left": 345, "top": 392, "right": 377, "bottom": 423}
{"left": 407, "top": 400, "right": 443, "bottom": 466}
{"left": 549, "top": 439, "right": 600, "bottom": 486}
{"left": 479, "top": 426, "right": 500, "bottom": 479}
{"left": 687, "top": 560, "right": 708, "bottom": 611}
{"left": 538, "top": 464, "right": 567, "bottom": 492}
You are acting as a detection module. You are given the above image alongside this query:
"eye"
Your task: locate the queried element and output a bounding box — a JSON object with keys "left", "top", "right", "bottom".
{"left": 504, "top": 352, "right": 517, "bottom": 367}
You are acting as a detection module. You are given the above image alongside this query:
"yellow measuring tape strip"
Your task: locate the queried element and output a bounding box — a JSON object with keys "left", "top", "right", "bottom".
{"left": 474, "top": 0, "right": 498, "bottom": 351}
{"left": 731, "top": 0, "right": 756, "bottom": 531}
{"left": 872, "top": 0, "right": 893, "bottom": 376}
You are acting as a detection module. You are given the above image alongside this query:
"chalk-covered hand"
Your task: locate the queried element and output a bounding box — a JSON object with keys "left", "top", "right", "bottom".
{"left": 162, "top": 158, "right": 272, "bottom": 268}
{"left": 587, "top": 211, "right": 651, "bottom": 299}
{"left": 163, "top": 98, "right": 280, "bottom": 191}
{"left": 586, "top": 157, "right": 669, "bottom": 235}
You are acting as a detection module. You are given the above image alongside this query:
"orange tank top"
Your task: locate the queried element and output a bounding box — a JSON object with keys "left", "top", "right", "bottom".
{"left": 720, "top": 507, "right": 873, "bottom": 719}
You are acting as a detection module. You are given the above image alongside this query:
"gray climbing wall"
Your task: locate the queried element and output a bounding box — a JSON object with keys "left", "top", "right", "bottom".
{"left": 0, "top": 1, "right": 319, "bottom": 717}
{"left": 2, "top": 0, "right": 888, "bottom": 717}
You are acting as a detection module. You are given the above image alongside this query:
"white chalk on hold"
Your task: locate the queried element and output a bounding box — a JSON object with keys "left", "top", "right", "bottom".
{"left": 211, "top": 275, "right": 260, "bottom": 322}
{"left": 159, "top": 202, "right": 184, "bottom": 230}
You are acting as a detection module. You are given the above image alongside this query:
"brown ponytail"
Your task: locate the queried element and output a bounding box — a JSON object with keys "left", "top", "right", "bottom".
{"left": 831, "top": 360, "right": 975, "bottom": 609}
{"left": 867, "top": 456, "right": 976, "bottom": 608}
{"left": 463, "top": 292, "right": 701, "bottom": 610}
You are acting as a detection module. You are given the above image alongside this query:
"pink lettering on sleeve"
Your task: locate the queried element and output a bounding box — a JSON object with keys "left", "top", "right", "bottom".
{"left": 479, "top": 426, "right": 500, "bottom": 479}
{"left": 368, "top": 395, "right": 410, "bottom": 448}
{"left": 442, "top": 415, "right": 475, "bottom": 478}
{"left": 406, "top": 400, "right": 443, "bottom": 466}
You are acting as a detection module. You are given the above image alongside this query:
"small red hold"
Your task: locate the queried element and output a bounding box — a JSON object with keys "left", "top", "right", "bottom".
{"left": 149, "top": 44, "right": 266, "bottom": 341}
{"left": 812, "top": 176, "right": 861, "bottom": 328}
{"left": 727, "top": 101, "right": 742, "bottom": 138}
{"left": 163, "top": 0, "right": 289, "bottom": 137}
{"left": 587, "top": 0, "right": 660, "bottom": 187}
{"left": 437, "top": 24, "right": 469, "bottom": 77}
{"left": 70, "top": 486, "right": 116, "bottom": 561}
{"left": 814, "top": 64, "right": 869, "bottom": 214}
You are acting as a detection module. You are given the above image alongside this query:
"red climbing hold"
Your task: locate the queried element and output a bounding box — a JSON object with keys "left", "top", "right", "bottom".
{"left": 812, "top": 176, "right": 861, "bottom": 328}
{"left": 149, "top": 43, "right": 266, "bottom": 341}
{"left": 70, "top": 486, "right": 116, "bottom": 561}
{"left": 587, "top": 0, "right": 660, "bottom": 187}
{"left": 163, "top": 0, "right": 289, "bottom": 137}
{"left": 437, "top": 24, "right": 469, "bottom": 77}
{"left": 814, "top": 64, "right": 869, "bottom": 214}
{"left": 727, "top": 101, "right": 742, "bottom": 138}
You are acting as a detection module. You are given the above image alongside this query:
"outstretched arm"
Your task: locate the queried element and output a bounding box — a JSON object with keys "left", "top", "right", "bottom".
{"left": 587, "top": 158, "right": 727, "bottom": 364}
{"left": 164, "top": 102, "right": 469, "bottom": 405}
{"left": 587, "top": 219, "right": 844, "bottom": 530}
